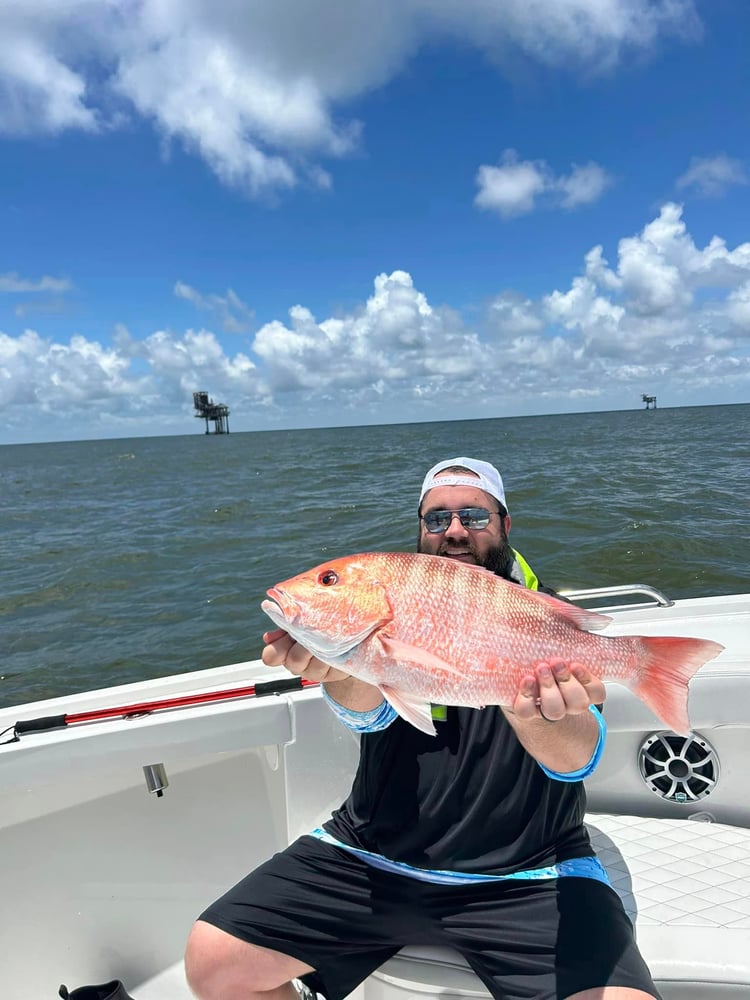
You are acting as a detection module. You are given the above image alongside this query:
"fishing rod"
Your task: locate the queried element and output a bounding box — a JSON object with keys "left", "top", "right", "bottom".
{"left": 3, "top": 676, "right": 320, "bottom": 743}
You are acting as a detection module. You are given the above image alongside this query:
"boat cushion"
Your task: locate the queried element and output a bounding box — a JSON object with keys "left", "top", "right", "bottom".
{"left": 375, "top": 813, "right": 750, "bottom": 993}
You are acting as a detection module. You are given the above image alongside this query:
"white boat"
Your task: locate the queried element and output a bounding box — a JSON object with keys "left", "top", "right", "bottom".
{"left": 2, "top": 585, "right": 749, "bottom": 999}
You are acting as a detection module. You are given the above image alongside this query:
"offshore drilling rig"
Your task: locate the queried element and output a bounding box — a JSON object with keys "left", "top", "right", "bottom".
{"left": 192, "top": 391, "right": 230, "bottom": 434}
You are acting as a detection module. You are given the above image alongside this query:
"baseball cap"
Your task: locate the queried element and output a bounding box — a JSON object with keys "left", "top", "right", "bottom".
{"left": 419, "top": 457, "right": 508, "bottom": 512}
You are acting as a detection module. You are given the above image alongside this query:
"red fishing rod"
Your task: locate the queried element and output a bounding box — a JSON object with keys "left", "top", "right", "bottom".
{"left": 6, "top": 676, "right": 319, "bottom": 741}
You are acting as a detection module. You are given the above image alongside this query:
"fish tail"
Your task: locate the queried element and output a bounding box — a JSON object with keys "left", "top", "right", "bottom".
{"left": 629, "top": 636, "right": 724, "bottom": 735}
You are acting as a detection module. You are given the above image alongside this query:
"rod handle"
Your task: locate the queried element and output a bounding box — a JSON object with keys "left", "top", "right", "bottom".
{"left": 254, "top": 677, "right": 306, "bottom": 697}
{"left": 15, "top": 714, "right": 68, "bottom": 735}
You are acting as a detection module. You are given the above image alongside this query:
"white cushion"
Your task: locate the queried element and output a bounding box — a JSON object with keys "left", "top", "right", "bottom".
{"left": 587, "top": 813, "right": 750, "bottom": 986}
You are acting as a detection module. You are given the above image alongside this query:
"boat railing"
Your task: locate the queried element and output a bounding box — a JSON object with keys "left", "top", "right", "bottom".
{"left": 559, "top": 583, "right": 674, "bottom": 610}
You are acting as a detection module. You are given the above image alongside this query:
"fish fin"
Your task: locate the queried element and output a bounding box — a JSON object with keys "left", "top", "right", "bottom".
{"left": 377, "top": 634, "right": 466, "bottom": 676}
{"left": 444, "top": 561, "right": 612, "bottom": 632}
{"left": 629, "top": 636, "right": 724, "bottom": 735}
{"left": 380, "top": 685, "right": 437, "bottom": 736}
{"left": 518, "top": 589, "right": 613, "bottom": 631}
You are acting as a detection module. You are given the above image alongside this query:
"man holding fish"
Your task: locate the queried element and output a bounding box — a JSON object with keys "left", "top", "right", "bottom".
{"left": 186, "top": 457, "right": 708, "bottom": 1000}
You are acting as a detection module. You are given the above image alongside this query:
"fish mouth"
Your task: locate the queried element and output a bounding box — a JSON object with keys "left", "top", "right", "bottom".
{"left": 262, "top": 587, "right": 300, "bottom": 628}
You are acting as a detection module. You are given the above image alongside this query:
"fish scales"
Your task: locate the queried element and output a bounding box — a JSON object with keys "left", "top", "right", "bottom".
{"left": 378, "top": 555, "right": 604, "bottom": 703}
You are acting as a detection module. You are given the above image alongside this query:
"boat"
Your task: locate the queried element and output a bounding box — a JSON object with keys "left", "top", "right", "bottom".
{"left": 2, "top": 584, "right": 749, "bottom": 999}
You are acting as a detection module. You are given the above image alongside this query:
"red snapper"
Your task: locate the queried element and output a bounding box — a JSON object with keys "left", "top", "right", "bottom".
{"left": 262, "top": 551, "right": 724, "bottom": 736}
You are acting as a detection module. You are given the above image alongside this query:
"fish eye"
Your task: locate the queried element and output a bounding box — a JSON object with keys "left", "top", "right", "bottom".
{"left": 318, "top": 569, "right": 338, "bottom": 586}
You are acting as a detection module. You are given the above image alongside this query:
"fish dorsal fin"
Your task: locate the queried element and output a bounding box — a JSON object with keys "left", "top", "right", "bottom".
{"left": 379, "top": 684, "right": 437, "bottom": 736}
{"left": 377, "top": 634, "right": 466, "bottom": 676}
{"left": 548, "top": 600, "right": 611, "bottom": 632}
{"left": 433, "top": 561, "right": 611, "bottom": 633}
{"left": 518, "top": 588, "right": 612, "bottom": 632}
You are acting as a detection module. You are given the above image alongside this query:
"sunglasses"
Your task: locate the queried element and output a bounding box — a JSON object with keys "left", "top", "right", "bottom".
{"left": 421, "top": 507, "right": 494, "bottom": 533}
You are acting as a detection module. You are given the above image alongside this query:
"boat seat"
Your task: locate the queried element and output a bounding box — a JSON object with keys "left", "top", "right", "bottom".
{"left": 366, "top": 813, "right": 750, "bottom": 999}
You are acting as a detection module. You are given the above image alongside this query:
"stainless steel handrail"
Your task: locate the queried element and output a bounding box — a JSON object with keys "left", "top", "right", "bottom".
{"left": 558, "top": 584, "right": 674, "bottom": 608}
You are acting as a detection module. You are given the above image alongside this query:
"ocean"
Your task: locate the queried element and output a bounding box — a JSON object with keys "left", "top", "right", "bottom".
{"left": 2, "top": 404, "right": 749, "bottom": 709}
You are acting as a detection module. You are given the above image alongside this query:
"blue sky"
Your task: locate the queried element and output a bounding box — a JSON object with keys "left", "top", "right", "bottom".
{"left": 1, "top": 0, "right": 749, "bottom": 444}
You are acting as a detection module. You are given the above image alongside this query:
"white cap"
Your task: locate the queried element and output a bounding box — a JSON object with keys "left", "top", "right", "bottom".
{"left": 419, "top": 457, "right": 508, "bottom": 512}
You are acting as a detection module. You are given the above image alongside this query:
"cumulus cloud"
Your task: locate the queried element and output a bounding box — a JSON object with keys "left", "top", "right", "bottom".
{"left": 117, "top": 325, "right": 264, "bottom": 403}
{"left": 676, "top": 154, "right": 749, "bottom": 198}
{"left": 0, "top": 329, "right": 142, "bottom": 411}
{"left": 252, "top": 271, "right": 485, "bottom": 393}
{"left": 541, "top": 203, "right": 750, "bottom": 377}
{"left": 2, "top": 202, "right": 749, "bottom": 442}
{"left": 475, "top": 150, "right": 613, "bottom": 217}
{"left": 0, "top": 0, "right": 699, "bottom": 197}
{"left": 727, "top": 282, "right": 750, "bottom": 331}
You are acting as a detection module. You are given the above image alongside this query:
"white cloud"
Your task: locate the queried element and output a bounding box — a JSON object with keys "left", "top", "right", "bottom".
{"left": 423, "top": 0, "right": 700, "bottom": 73}
{"left": 0, "top": 0, "right": 699, "bottom": 197}
{"left": 475, "top": 153, "right": 549, "bottom": 217}
{"left": 0, "top": 328, "right": 141, "bottom": 410}
{"left": 556, "top": 162, "right": 613, "bottom": 208}
{"left": 2, "top": 204, "right": 748, "bottom": 441}
{"left": 123, "top": 326, "right": 263, "bottom": 402}
{"left": 0, "top": 3, "right": 100, "bottom": 135}
{"left": 676, "top": 154, "right": 749, "bottom": 198}
{"left": 475, "top": 150, "right": 613, "bottom": 217}
{"left": 727, "top": 282, "right": 750, "bottom": 331}
{"left": 252, "top": 270, "right": 486, "bottom": 392}
{"left": 541, "top": 203, "right": 750, "bottom": 372}
{"left": 486, "top": 293, "right": 544, "bottom": 336}
{"left": 174, "top": 282, "right": 254, "bottom": 334}
{"left": 0, "top": 271, "right": 72, "bottom": 293}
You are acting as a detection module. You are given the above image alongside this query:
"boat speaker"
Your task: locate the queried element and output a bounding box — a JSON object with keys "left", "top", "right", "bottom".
{"left": 637, "top": 732, "right": 719, "bottom": 803}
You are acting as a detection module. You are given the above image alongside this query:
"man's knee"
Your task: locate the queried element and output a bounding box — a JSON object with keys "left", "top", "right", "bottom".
{"left": 184, "top": 919, "right": 312, "bottom": 999}
{"left": 185, "top": 921, "right": 233, "bottom": 998}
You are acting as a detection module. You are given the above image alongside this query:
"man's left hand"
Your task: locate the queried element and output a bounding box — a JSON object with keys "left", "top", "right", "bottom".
{"left": 511, "top": 661, "right": 605, "bottom": 723}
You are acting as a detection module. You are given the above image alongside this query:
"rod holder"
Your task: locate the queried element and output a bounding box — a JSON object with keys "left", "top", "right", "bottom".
{"left": 143, "top": 763, "right": 169, "bottom": 798}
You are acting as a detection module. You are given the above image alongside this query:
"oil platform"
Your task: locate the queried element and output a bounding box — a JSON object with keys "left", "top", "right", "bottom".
{"left": 193, "top": 391, "right": 230, "bottom": 434}
{"left": 641, "top": 393, "right": 657, "bottom": 409}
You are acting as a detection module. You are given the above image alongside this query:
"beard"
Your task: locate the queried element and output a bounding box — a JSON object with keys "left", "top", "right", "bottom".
{"left": 417, "top": 526, "right": 515, "bottom": 580}
{"left": 479, "top": 537, "right": 515, "bottom": 579}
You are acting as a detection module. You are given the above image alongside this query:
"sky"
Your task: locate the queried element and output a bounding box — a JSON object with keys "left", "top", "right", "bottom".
{"left": 1, "top": 0, "right": 749, "bottom": 445}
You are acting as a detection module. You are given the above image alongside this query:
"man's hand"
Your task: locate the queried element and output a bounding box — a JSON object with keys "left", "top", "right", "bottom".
{"left": 511, "top": 660, "right": 606, "bottom": 723}
{"left": 262, "top": 628, "right": 384, "bottom": 714}
{"left": 502, "top": 660, "right": 605, "bottom": 773}
{"left": 261, "top": 628, "right": 351, "bottom": 684}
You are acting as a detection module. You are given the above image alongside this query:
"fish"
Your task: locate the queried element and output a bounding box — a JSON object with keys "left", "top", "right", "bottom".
{"left": 261, "top": 551, "right": 725, "bottom": 736}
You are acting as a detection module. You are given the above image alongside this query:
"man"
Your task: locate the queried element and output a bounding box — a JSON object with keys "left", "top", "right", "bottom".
{"left": 185, "top": 458, "right": 660, "bottom": 1000}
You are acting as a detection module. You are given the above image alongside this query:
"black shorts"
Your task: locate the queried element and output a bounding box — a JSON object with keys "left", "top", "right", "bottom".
{"left": 199, "top": 835, "right": 660, "bottom": 1000}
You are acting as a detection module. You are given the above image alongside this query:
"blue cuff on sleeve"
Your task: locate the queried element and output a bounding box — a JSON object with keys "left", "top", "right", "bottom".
{"left": 537, "top": 705, "right": 607, "bottom": 782}
{"left": 320, "top": 685, "right": 398, "bottom": 732}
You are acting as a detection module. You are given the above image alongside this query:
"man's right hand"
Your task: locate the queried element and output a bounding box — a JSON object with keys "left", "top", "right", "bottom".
{"left": 261, "top": 628, "right": 351, "bottom": 684}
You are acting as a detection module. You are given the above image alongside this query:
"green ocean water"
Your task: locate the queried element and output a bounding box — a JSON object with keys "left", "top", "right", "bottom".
{"left": 2, "top": 404, "right": 749, "bottom": 709}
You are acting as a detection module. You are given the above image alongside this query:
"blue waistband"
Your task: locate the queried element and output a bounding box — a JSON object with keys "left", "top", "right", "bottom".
{"left": 310, "top": 828, "right": 611, "bottom": 887}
